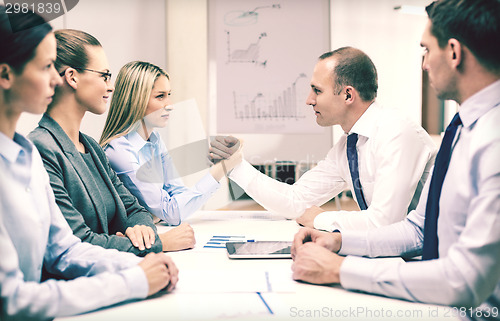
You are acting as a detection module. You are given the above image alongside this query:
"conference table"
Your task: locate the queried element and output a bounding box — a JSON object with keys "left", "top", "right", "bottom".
{"left": 57, "top": 210, "right": 459, "bottom": 321}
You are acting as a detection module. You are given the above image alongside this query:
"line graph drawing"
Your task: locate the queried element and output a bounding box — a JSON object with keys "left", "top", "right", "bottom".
{"left": 224, "top": 4, "right": 280, "bottom": 26}
{"left": 233, "top": 73, "right": 308, "bottom": 120}
{"left": 226, "top": 30, "right": 267, "bottom": 66}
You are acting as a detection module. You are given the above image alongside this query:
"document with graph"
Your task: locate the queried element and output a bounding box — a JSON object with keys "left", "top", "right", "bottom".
{"left": 209, "top": 0, "right": 329, "bottom": 134}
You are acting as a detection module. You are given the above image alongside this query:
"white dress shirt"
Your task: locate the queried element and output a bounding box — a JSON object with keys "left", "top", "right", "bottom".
{"left": 105, "top": 130, "right": 220, "bottom": 225}
{"left": 229, "top": 103, "right": 437, "bottom": 231}
{"left": 0, "top": 132, "right": 148, "bottom": 320}
{"left": 339, "top": 80, "right": 500, "bottom": 316}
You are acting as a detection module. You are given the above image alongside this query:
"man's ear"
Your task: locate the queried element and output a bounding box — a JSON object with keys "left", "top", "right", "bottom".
{"left": 448, "top": 38, "right": 462, "bottom": 69}
{"left": 0, "top": 63, "right": 14, "bottom": 90}
{"left": 344, "top": 86, "right": 355, "bottom": 104}
{"left": 61, "top": 68, "right": 78, "bottom": 90}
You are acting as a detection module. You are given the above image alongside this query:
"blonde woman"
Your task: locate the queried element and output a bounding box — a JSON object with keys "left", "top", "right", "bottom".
{"left": 100, "top": 61, "right": 241, "bottom": 225}
{"left": 29, "top": 30, "right": 194, "bottom": 253}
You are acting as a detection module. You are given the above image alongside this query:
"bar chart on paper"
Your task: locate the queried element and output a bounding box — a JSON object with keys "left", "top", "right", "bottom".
{"left": 210, "top": 0, "right": 329, "bottom": 134}
{"left": 233, "top": 73, "right": 308, "bottom": 121}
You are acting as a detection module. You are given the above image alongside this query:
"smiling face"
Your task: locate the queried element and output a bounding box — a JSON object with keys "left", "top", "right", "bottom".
{"left": 143, "top": 75, "right": 172, "bottom": 129}
{"left": 420, "top": 20, "right": 458, "bottom": 101}
{"left": 305, "top": 57, "right": 348, "bottom": 128}
{"left": 74, "top": 45, "right": 114, "bottom": 115}
{"left": 7, "top": 32, "right": 62, "bottom": 115}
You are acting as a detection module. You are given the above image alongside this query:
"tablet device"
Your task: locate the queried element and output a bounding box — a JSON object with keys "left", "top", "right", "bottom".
{"left": 226, "top": 241, "right": 292, "bottom": 259}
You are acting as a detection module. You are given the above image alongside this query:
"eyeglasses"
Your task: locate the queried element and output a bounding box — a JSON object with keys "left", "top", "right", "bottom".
{"left": 59, "top": 68, "right": 112, "bottom": 83}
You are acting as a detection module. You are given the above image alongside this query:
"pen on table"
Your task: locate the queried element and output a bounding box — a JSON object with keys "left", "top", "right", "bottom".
{"left": 256, "top": 292, "right": 273, "bottom": 315}
{"left": 207, "top": 239, "right": 255, "bottom": 244}
{"left": 203, "top": 239, "right": 255, "bottom": 248}
{"left": 212, "top": 235, "right": 246, "bottom": 238}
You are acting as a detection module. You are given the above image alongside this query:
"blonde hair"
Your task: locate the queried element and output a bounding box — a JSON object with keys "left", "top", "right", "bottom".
{"left": 100, "top": 61, "right": 169, "bottom": 147}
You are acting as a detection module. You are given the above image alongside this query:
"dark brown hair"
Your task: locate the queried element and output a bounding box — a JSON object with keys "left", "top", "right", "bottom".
{"left": 426, "top": 0, "right": 500, "bottom": 73}
{"left": 0, "top": 5, "right": 52, "bottom": 72}
{"left": 319, "top": 47, "right": 378, "bottom": 102}
{"left": 54, "top": 29, "right": 101, "bottom": 73}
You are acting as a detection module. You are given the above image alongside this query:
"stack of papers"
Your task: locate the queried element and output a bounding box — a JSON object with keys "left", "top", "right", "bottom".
{"left": 203, "top": 235, "right": 255, "bottom": 249}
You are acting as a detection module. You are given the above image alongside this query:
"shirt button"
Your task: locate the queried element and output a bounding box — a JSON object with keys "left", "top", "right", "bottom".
{"left": 26, "top": 187, "right": 31, "bottom": 193}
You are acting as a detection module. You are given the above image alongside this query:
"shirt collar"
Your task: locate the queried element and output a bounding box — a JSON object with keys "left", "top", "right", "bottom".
{"left": 348, "top": 101, "right": 379, "bottom": 138}
{"left": 126, "top": 130, "right": 160, "bottom": 151}
{"left": 0, "top": 132, "right": 33, "bottom": 164}
{"left": 458, "top": 79, "right": 500, "bottom": 129}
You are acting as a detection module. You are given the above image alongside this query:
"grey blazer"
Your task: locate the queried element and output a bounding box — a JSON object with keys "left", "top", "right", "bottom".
{"left": 29, "top": 114, "right": 162, "bottom": 256}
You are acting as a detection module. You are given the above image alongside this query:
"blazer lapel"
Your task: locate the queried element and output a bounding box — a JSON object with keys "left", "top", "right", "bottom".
{"left": 80, "top": 134, "right": 127, "bottom": 221}
{"left": 38, "top": 114, "right": 109, "bottom": 232}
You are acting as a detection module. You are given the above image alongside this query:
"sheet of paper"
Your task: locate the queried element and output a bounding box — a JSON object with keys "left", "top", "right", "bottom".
{"left": 174, "top": 269, "right": 296, "bottom": 293}
{"left": 191, "top": 210, "right": 287, "bottom": 221}
{"left": 175, "top": 293, "right": 274, "bottom": 319}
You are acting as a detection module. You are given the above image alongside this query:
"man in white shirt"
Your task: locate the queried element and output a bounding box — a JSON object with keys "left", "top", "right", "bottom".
{"left": 210, "top": 47, "right": 436, "bottom": 232}
{"left": 291, "top": 0, "right": 500, "bottom": 317}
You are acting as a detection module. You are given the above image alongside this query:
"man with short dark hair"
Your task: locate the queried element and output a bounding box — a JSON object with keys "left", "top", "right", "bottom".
{"left": 211, "top": 47, "right": 436, "bottom": 232}
{"left": 291, "top": 0, "right": 500, "bottom": 316}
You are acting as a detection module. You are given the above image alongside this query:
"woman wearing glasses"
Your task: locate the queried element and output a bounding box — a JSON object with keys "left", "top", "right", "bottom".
{"left": 29, "top": 29, "right": 195, "bottom": 254}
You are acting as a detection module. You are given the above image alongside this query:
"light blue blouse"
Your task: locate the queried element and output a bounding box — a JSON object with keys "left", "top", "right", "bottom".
{"left": 0, "top": 132, "right": 147, "bottom": 320}
{"left": 105, "top": 130, "right": 219, "bottom": 225}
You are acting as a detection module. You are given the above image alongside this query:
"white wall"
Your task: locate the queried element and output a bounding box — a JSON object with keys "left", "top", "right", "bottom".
{"left": 331, "top": 0, "right": 428, "bottom": 121}
{"left": 329, "top": 0, "right": 429, "bottom": 143}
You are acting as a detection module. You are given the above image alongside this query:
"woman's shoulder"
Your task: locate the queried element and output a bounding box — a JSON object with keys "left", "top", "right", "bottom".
{"left": 28, "top": 126, "right": 60, "bottom": 156}
{"left": 104, "top": 135, "right": 135, "bottom": 155}
{"left": 103, "top": 135, "right": 138, "bottom": 171}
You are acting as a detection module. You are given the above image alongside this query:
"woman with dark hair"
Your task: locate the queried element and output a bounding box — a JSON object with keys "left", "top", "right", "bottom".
{"left": 0, "top": 7, "right": 177, "bottom": 320}
{"left": 29, "top": 29, "right": 196, "bottom": 253}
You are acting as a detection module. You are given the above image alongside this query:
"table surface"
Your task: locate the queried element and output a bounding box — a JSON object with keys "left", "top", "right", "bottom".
{"left": 57, "top": 210, "right": 458, "bottom": 321}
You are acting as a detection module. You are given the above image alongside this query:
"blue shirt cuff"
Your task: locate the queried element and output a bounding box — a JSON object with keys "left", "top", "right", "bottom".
{"left": 197, "top": 172, "right": 220, "bottom": 193}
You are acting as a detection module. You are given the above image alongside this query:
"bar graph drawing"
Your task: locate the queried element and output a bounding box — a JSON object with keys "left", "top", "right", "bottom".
{"left": 233, "top": 74, "right": 307, "bottom": 120}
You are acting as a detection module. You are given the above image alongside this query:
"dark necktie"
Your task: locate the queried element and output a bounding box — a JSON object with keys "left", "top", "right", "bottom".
{"left": 422, "top": 113, "right": 462, "bottom": 260}
{"left": 347, "top": 133, "right": 368, "bottom": 210}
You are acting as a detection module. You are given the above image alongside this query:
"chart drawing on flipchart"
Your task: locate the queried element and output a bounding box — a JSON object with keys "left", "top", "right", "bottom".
{"left": 210, "top": 0, "right": 330, "bottom": 134}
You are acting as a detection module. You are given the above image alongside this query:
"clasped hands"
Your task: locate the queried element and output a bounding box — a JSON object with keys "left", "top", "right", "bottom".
{"left": 117, "top": 223, "right": 195, "bottom": 253}
{"left": 291, "top": 227, "right": 345, "bottom": 285}
{"left": 208, "top": 135, "right": 243, "bottom": 181}
{"left": 117, "top": 226, "right": 180, "bottom": 296}
{"left": 117, "top": 224, "right": 190, "bottom": 297}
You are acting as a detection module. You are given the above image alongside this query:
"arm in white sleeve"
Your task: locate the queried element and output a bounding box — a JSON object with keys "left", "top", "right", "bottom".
{"left": 228, "top": 152, "right": 347, "bottom": 219}
{"left": 314, "top": 122, "right": 436, "bottom": 231}
{"left": 338, "top": 155, "right": 500, "bottom": 307}
{"left": 0, "top": 183, "right": 148, "bottom": 320}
